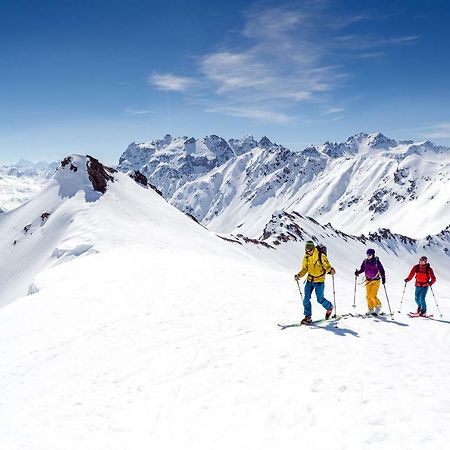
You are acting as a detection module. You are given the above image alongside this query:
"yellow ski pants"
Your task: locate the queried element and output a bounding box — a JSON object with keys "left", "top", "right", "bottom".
{"left": 365, "top": 279, "right": 382, "bottom": 310}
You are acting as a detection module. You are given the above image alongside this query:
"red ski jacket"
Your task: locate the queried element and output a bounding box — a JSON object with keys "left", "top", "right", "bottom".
{"left": 406, "top": 264, "right": 436, "bottom": 287}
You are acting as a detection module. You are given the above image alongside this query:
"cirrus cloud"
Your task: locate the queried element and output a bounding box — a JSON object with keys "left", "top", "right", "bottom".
{"left": 148, "top": 2, "right": 421, "bottom": 123}
{"left": 149, "top": 73, "right": 197, "bottom": 92}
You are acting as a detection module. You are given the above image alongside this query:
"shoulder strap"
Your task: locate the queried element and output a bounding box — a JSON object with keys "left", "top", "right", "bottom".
{"left": 375, "top": 257, "right": 382, "bottom": 278}
{"left": 312, "top": 248, "right": 326, "bottom": 276}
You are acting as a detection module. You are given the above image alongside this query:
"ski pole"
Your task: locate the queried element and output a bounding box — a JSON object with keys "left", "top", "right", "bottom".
{"left": 383, "top": 283, "right": 394, "bottom": 319}
{"left": 332, "top": 274, "right": 337, "bottom": 318}
{"left": 295, "top": 279, "right": 304, "bottom": 302}
{"left": 353, "top": 275, "right": 357, "bottom": 308}
{"left": 430, "top": 286, "right": 443, "bottom": 318}
{"left": 398, "top": 281, "right": 407, "bottom": 313}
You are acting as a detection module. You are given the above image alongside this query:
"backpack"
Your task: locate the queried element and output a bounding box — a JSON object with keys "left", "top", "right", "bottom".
{"left": 316, "top": 244, "right": 327, "bottom": 272}
{"left": 415, "top": 263, "right": 431, "bottom": 283}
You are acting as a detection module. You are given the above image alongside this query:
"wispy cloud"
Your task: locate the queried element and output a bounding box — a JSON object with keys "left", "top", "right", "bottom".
{"left": 420, "top": 122, "right": 450, "bottom": 139}
{"left": 322, "top": 107, "right": 345, "bottom": 115}
{"left": 148, "top": 2, "right": 420, "bottom": 122}
{"left": 205, "top": 105, "right": 292, "bottom": 123}
{"left": 149, "top": 73, "right": 197, "bottom": 92}
{"left": 124, "top": 108, "right": 154, "bottom": 115}
{"left": 334, "top": 34, "right": 420, "bottom": 51}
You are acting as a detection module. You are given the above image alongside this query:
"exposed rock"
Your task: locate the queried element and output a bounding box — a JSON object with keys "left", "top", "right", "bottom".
{"left": 129, "top": 170, "right": 148, "bottom": 187}
{"left": 61, "top": 156, "right": 78, "bottom": 172}
{"left": 149, "top": 183, "right": 163, "bottom": 197}
{"left": 86, "top": 155, "right": 117, "bottom": 194}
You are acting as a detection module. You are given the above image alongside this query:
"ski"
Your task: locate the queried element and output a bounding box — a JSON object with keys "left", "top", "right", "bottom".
{"left": 341, "top": 312, "right": 387, "bottom": 319}
{"left": 408, "top": 312, "right": 434, "bottom": 318}
{"left": 278, "top": 315, "right": 342, "bottom": 330}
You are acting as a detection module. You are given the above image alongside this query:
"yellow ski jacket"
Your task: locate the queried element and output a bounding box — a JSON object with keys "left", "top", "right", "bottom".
{"left": 296, "top": 248, "right": 332, "bottom": 283}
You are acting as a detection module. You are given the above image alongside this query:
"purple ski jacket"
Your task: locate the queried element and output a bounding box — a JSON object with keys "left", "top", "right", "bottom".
{"left": 356, "top": 257, "right": 386, "bottom": 283}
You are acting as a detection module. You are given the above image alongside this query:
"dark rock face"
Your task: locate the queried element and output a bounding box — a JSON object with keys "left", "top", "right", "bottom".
{"left": 61, "top": 157, "right": 78, "bottom": 172}
{"left": 86, "top": 156, "right": 117, "bottom": 194}
{"left": 185, "top": 212, "right": 202, "bottom": 225}
{"left": 148, "top": 183, "right": 163, "bottom": 197}
{"left": 129, "top": 170, "right": 148, "bottom": 187}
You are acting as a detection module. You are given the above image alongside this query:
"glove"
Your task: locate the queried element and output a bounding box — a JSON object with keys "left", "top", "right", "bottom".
{"left": 404, "top": 278, "right": 408, "bottom": 283}
{"left": 354, "top": 270, "right": 359, "bottom": 276}
{"left": 294, "top": 274, "right": 300, "bottom": 281}
{"left": 330, "top": 268, "right": 336, "bottom": 275}
{"left": 382, "top": 278, "right": 386, "bottom": 285}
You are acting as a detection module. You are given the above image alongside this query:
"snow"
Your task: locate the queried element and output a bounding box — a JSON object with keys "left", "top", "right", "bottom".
{"left": 117, "top": 132, "right": 450, "bottom": 239}
{"left": 0, "top": 161, "right": 54, "bottom": 212}
{"left": 0, "top": 153, "right": 449, "bottom": 449}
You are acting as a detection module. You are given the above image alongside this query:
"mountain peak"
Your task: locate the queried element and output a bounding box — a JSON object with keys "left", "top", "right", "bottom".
{"left": 366, "top": 132, "right": 397, "bottom": 149}
{"left": 55, "top": 155, "right": 117, "bottom": 200}
{"left": 228, "top": 135, "right": 258, "bottom": 156}
{"left": 258, "top": 136, "right": 274, "bottom": 149}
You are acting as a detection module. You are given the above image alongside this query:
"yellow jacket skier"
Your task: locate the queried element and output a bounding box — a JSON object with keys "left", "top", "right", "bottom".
{"left": 294, "top": 240, "right": 336, "bottom": 324}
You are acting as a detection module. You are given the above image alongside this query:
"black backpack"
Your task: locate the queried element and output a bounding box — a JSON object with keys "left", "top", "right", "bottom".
{"left": 316, "top": 244, "right": 327, "bottom": 271}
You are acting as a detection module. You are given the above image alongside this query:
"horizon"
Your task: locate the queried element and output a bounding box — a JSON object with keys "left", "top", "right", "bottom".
{"left": 1, "top": 130, "right": 448, "bottom": 166}
{"left": 1, "top": 0, "right": 450, "bottom": 164}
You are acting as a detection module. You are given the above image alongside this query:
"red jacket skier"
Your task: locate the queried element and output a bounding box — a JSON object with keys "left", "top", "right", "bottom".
{"left": 404, "top": 256, "right": 436, "bottom": 316}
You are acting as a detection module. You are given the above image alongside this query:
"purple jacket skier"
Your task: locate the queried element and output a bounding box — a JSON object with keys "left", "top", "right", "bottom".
{"left": 355, "top": 248, "right": 386, "bottom": 315}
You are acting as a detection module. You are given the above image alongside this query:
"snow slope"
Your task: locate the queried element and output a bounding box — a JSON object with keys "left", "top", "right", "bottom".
{"left": 118, "top": 133, "right": 450, "bottom": 238}
{"left": 1, "top": 154, "right": 449, "bottom": 449}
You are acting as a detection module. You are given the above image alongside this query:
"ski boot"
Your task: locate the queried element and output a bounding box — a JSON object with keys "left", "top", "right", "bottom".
{"left": 301, "top": 316, "right": 312, "bottom": 325}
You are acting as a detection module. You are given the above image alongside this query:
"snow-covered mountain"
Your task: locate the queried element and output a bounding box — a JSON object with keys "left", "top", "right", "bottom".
{"left": 1, "top": 153, "right": 450, "bottom": 449}
{"left": 118, "top": 132, "right": 450, "bottom": 238}
{"left": 0, "top": 154, "right": 257, "bottom": 307}
{"left": 0, "top": 160, "right": 57, "bottom": 213}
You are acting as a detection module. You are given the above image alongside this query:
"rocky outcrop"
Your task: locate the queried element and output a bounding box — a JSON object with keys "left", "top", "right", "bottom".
{"left": 129, "top": 170, "right": 148, "bottom": 187}
{"left": 86, "top": 156, "right": 117, "bottom": 194}
{"left": 61, "top": 157, "right": 78, "bottom": 172}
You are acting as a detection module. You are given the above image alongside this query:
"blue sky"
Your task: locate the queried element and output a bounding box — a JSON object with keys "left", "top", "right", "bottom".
{"left": 1, "top": 0, "right": 449, "bottom": 164}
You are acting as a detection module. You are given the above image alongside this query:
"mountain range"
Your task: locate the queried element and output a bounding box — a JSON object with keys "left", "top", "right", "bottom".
{"left": 118, "top": 132, "right": 450, "bottom": 238}
{"left": 0, "top": 159, "right": 56, "bottom": 213}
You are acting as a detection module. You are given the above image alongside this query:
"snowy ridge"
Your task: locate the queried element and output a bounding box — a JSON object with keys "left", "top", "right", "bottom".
{"left": 0, "top": 153, "right": 265, "bottom": 307}
{"left": 118, "top": 132, "right": 450, "bottom": 238}
{"left": 260, "top": 210, "right": 449, "bottom": 257}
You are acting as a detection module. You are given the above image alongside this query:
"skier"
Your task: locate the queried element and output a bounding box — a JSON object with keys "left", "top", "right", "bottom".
{"left": 354, "top": 248, "right": 386, "bottom": 315}
{"left": 294, "top": 240, "right": 336, "bottom": 324}
{"left": 404, "top": 256, "right": 436, "bottom": 316}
